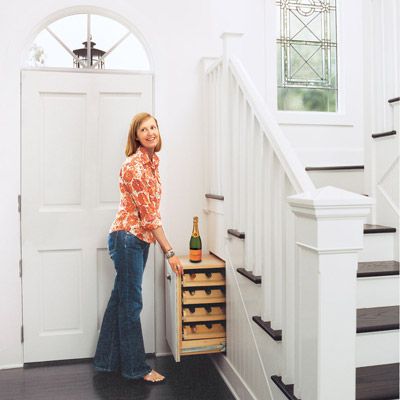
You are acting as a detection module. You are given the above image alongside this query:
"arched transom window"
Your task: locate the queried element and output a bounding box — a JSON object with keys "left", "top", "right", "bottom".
{"left": 26, "top": 14, "right": 150, "bottom": 71}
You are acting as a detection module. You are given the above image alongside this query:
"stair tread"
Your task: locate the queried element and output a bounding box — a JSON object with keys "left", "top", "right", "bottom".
{"left": 356, "top": 363, "right": 399, "bottom": 400}
{"left": 272, "top": 364, "right": 399, "bottom": 400}
{"left": 237, "top": 268, "right": 261, "bottom": 284}
{"left": 252, "top": 316, "right": 282, "bottom": 341}
{"left": 364, "top": 224, "right": 396, "bottom": 234}
{"left": 357, "top": 306, "right": 399, "bottom": 333}
{"left": 372, "top": 130, "right": 397, "bottom": 139}
{"left": 357, "top": 261, "right": 399, "bottom": 277}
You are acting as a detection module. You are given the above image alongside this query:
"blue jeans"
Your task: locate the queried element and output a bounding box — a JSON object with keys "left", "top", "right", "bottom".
{"left": 93, "top": 230, "right": 152, "bottom": 379}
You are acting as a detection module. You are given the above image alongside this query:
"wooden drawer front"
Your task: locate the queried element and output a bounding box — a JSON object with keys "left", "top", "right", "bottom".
{"left": 182, "top": 288, "right": 225, "bottom": 304}
{"left": 181, "top": 338, "right": 226, "bottom": 355}
{"left": 182, "top": 306, "right": 225, "bottom": 323}
{"left": 183, "top": 323, "right": 225, "bottom": 340}
{"left": 182, "top": 272, "right": 225, "bottom": 287}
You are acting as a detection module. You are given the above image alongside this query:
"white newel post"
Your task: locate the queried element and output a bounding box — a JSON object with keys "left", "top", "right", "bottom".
{"left": 288, "top": 187, "right": 373, "bottom": 400}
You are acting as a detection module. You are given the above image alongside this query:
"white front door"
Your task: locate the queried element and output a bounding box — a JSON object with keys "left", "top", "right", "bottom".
{"left": 21, "top": 70, "right": 155, "bottom": 363}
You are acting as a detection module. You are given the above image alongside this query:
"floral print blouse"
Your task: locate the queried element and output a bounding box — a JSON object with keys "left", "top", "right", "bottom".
{"left": 110, "top": 146, "right": 162, "bottom": 243}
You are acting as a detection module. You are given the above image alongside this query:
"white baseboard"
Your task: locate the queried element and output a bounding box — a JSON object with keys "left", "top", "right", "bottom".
{"left": 154, "top": 352, "right": 172, "bottom": 357}
{"left": 0, "top": 363, "right": 23, "bottom": 370}
{"left": 210, "top": 353, "right": 258, "bottom": 400}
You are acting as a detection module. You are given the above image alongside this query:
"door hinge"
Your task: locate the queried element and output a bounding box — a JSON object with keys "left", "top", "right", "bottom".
{"left": 19, "top": 259, "right": 22, "bottom": 278}
{"left": 18, "top": 195, "right": 21, "bottom": 213}
{"left": 21, "top": 326, "right": 24, "bottom": 343}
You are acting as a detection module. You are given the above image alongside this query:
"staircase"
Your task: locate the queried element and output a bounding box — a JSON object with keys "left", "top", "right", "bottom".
{"left": 202, "top": 34, "right": 399, "bottom": 400}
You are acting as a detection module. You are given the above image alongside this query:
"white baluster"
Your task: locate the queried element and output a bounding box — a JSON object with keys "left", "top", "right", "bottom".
{"left": 253, "top": 122, "right": 263, "bottom": 277}
{"left": 238, "top": 96, "right": 247, "bottom": 234}
{"left": 221, "top": 33, "right": 243, "bottom": 232}
{"left": 244, "top": 110, "right": 255, "bottom": 273}
{"left": 271, "top": 162, "right": 284, "bottom": 330}
{"left": 261, "top": 142, "right": 274, "bottom": 322}
{"left": 282, "top": 179, "right": 296, "bottom": 386}
{"left": 217, "top": 65, "right": 224, "bottom": 196}
{"left": 232, "top": 86, "right": 241, "bottom": 230}
{"left": 211, "top": 70, "right": 220, "bottom": 193}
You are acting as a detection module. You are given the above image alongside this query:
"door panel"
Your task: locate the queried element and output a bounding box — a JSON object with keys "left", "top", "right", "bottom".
{"left": 21, "top": 70, "right": 154, "bottom": 362}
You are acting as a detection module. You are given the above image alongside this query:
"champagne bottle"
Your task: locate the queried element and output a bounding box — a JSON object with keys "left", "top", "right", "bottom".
{"left": 189, "top": 216, "right": 202, "bottom": 263}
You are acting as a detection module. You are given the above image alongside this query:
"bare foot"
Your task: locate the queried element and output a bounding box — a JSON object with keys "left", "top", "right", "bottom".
{"left": 143, "top": 370, "right": 165, "bottom": 383}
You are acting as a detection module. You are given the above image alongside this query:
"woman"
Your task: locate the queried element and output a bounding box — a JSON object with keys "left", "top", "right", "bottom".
{"left": 94, "top": 112, "right": 183, "bottom": 383}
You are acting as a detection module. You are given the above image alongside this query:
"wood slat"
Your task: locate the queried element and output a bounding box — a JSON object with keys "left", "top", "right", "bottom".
{"left": 182, "top": 288, "right": 225, "bottom": 305}
{"left": 182, "top": 306, "right": 225, "bottom": 323}
{"left": 182, "top": 272, "right": 225, "bottom": 287}
{"left": 183, "top": 323, "right": 225, "bottom": 340}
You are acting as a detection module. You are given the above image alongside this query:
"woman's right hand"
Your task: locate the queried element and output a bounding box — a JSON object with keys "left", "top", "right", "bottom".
{"left": 168, "top": 255, "right": 183, "bottom": 275}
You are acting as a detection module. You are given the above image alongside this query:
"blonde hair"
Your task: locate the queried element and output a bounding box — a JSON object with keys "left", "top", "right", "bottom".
{"left": 125, "top": 112, "right": 162, "bottom": 157}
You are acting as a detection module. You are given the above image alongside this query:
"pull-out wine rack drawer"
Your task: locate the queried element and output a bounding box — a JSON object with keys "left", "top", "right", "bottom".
{"left": 182, "top": 288, "right": 225, "bottom": 304}
{"left": 182, "top": 305, "right": 225, "bottom": 322}
{"left": 183, "top": 322, "right": 225, "bottom": 340}
{"left": 165, "top": 254, "right": 226, "bottom": 362}
{"left": 182, "top": 271, "right": 225, "bottom": 287}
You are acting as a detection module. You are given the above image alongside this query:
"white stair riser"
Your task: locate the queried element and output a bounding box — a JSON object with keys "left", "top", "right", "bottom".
{"left": 236, "top": 273, "right": 262, "bottom": 316}
{"left": 359, "top": 233, "right": 395, "bottom": 261}
{"left": 307, "top": 169, "right": 364, "bottom": 194}
{"left": 357, "top": 276, "right": 400, "bottom": 308}
{"left": 356, "top": 330, "right": 399, "bottom": 367}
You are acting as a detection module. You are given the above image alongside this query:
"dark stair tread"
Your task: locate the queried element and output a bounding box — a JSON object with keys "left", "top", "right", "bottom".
{"left": 358, "top": 261, "right": 399, "bottom": 277}
{"left": 306, "top": 165, "right": 364, "bottom": 171}
{"left": 272, "top": 363, "right": 399, "bottom": 400}
{"left": 356, "top": 363, "right": 399, "bottom": 400}
{"left": 227, "top": 229, "right": 245, "bottom": 239}
{"left": 237, "top": 268, "right": 261, "bottom": 284}
{"left": 252, "top": 316, "right": 282, "bottom": 341}
{"left": 205, "top": 193, "right": 224, "bottom": 201}
{"left": 357, "top": 306, "right": 399, "bottom": 333}
{"left": 372, "top": 130, "right": 397, "bottom": 139}
{"left": 271, "top": 376, "right": 299, "bottom": 400}
{"left": 364, "top": 224, "right": 397, "bottom": 234}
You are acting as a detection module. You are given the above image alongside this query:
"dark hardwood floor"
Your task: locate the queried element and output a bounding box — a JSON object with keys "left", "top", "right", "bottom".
{"left": 0, "top": 355, "right": 235, "bottom": 400}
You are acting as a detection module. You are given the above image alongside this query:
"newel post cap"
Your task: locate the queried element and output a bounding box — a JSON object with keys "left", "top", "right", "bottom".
{"left": 288, "top": 186, "right": 374, "bottom": 219}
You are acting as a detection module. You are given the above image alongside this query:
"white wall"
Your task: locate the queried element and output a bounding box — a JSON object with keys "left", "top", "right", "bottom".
{"left": 363, "top": 0, "right": 400, "bottom": 196}
{"left": 0, "top": 0, "right": 266, "bottom": 368}
{"left": 265, "top": 0, "right": 365, "bottom": 167}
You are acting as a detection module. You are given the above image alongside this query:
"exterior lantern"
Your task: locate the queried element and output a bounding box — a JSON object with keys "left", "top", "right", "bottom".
{"left": 73, "top": 37, "right": 105, "bottom": 69}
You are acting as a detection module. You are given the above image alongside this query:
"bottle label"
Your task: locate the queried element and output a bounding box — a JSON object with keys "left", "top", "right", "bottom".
{"left": 189, "top": 249, "right": 202, "bottom": 262}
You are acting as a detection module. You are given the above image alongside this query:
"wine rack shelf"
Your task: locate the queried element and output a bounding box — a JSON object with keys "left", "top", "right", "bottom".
{"left": 165, "top": 254, "right": 226, "bottom": 362}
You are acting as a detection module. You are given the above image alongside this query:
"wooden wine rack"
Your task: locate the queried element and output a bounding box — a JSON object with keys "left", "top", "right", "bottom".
{"left": 165, "top": 253, "right": 226, "bottom": 361}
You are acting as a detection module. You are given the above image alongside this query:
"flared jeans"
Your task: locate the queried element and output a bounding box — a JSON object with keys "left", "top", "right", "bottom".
{"left": 94, "top": 230, "right": 152, "bottom": 379}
